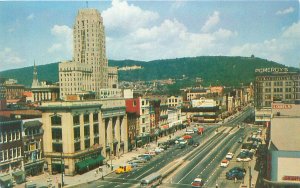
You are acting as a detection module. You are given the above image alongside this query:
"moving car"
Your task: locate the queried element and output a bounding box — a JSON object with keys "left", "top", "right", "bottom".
{"left": 226, "top": 152, "right": 234, "bottom": 160}
{"left": 191, "top": 178, "right": 204, "bottom": 187}
{"left": 220, "top": 159, "right": 229, "bottom": 167}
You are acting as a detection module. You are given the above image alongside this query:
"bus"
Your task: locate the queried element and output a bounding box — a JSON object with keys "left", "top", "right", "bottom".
{"left": 140, "top": 172, "right": 162, "bottom": 187}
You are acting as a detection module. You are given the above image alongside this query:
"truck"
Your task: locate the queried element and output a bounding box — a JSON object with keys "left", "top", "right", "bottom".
{"left": 197, "top": 127, "right": 204, "bottom": 135}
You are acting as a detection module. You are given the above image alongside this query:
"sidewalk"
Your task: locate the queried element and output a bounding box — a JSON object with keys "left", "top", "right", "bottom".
{"left": 16, "top": 128, "right": 188, "bottom": 188}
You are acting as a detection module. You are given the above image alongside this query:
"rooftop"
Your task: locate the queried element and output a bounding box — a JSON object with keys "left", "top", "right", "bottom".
{"left": 271, "top": 118, "right": 300, "bottom": 151}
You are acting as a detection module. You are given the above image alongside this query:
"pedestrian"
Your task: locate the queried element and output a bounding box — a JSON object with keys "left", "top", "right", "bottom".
{"left": 234, "top": 177, "right": 237, "bottom": 183}
{"left": 216, "top": 183, "right": 218, "bottom": 188}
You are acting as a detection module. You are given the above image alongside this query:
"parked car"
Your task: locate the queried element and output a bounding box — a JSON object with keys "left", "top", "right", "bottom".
{"left": 175, "top": 137, "right": 184, "bottom": 144}
{"left": 138, "top": 155, "right": 151, "bottom": 161}
{"left": 185, "top": 129, "right": 195, "bottom": 135}
{"left": 144, "top": 151, "right": 156, "bottom": 156}
{"left": 154, "top": 147, "right": 164, "bottom": 153}
{"left": 238, "top": 138, "right": 243, "bottom": 143}
{"left": 220, "top": 159, "right": 229, "bottom": 167}
{"left": 127, "top": 161, "right": 138, "bottom": 168}
{"left": 193, "top": 142, "right": 200, "bottom": 147}
{"left": 226, "top": 152, "right": 234, "bottom": 160}
{"left": 191, "top": 178, "right": 204, "bottom": 187}
{"left": 237, "top": 150, "right": 253, "bottom": 162}
{"left": 226, "top": 167, "right": 246, "bottom": 180}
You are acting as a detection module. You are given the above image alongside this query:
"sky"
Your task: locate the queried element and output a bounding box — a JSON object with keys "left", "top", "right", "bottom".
{"left": 0, "top": 0, "right": 299, "bottom": 71}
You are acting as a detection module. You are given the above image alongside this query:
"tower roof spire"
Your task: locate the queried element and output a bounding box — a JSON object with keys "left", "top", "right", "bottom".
{"left": 32, "top": 60, "right": 39, "bottom": 88}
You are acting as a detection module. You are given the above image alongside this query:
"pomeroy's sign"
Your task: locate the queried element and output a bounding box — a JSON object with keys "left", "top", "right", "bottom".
{"left": 255, "top": 67, "right": 288, "bottom": 73}
{"left": 272, "top": 104, "right": 292, "bottom": 109}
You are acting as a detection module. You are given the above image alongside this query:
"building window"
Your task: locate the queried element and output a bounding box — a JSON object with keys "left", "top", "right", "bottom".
{"left": 84, "top": 126, "right": 90, "bottom": 137}
{"left": 93, "top": 123, "right": 99, "bottom": 135}
{"left": 52, "top": 143, "right": 63, "bottom": 152}
{"left": 3, "top": 133, "right": 6, "bottom": 142}
{"left": 74, "top": 127, "right": 80, "bottom": 139}
{"left": 93, "top": 113, "right": 98, "bottom": 122}
{"left": 142, "top": 118, "right": 145, "bottom": 123}
{"left": 73, "top": 115, "right": 80, "bottom": 126}
{"left": 133, "top": 101, "right": 136, "bottom": 106}
{"left": 0, "top": 151, "right": 3, "bottom": 162}
{"left": 142, "top": 127, "right": 145, "bottom": 133}
{"left": 12, "top": 131, "right": 16, "bottom": 140}
{"left": 52, "top": 128, "right": 62, "bottom": 140}
{"left": 84, "top": 139, "right": 90, "bottom": 149}
{"left": 74, "top": 142, "right": 80, "bottom": 152}
{"left": 84, "top": 114, "right": 89, "bottom": 124}
{"left": 16, "top": 130, "right": 20, "bottom": 140}
{"left": 7, "top": 131, "right": 11, "bottom": 142}
{"left": 9, "top": 149, "right": 13, "bottom": 159}
{"left": 0, "top": 134, "right": 2, "bottom": 143}
{"left": 4, "top": 150, "right": 8, "bottom": 161}
{"left": 51, "top": 115, "right": 62, "bottom": 126}
{"left": 94, "top": 137, "right": 99, "bottom": 145}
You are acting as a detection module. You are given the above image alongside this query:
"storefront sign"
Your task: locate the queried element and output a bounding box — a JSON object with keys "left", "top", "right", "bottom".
{"left": 255, "top": 67, "right": 288, "bottom": 73}
{"left": 272, "top": 104, "right": 292, "bottom": 109}
{"left": 282, "top": 176, "right": 300, "bottom": 181}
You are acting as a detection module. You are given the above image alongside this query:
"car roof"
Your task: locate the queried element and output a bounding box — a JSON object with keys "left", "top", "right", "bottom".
{"left": 194, "top": 178, "right": 203, "bottom": 182}
{"left": 222, "top": 159, "right": 229, "bottom": 163}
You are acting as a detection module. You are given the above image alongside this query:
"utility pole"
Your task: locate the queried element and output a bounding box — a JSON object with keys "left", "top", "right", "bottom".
{"left": 249, "top": 165, "right": 252, "bottom": 188}
{"left": 61, "top": 152, "right": 64, "bottom": 187}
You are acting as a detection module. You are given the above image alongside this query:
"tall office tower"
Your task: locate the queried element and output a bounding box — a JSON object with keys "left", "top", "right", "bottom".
{"left": 59, "top": 9, "right": 109, "bottom": 100}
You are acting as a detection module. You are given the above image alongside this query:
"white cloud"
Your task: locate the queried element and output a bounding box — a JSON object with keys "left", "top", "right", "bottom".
{"left": 48, "top": 25, "right": 72, "bottom": 56}
{"left": 276, "top": 7, "right": 294, "bottom": 15}
{"left": 170, "top": 0, "right": 186, "bottom": 11}
{"left": 27, "top": 13, "right": 34, "bottom": 20}
{"left": 102, "top": 0, "right": 159, "bottom": 36}
{"left": 0, "top": 48, "right": 25, "bottom": 70}
{"left": 201, "top": 11, "right": 220, "bottom": 32}
{"left": 48, "top": 43, "right": 62, "bottom": 53}
{"left": 230, "top": 22, "right": 300, "bottom": 66}
{"left": 106, "top": 18, "right": 236, "bottom": 61}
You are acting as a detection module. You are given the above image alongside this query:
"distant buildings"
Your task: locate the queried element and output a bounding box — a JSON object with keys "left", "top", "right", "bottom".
{"left": 0, "top": 116, "right": 43, "bottom": 186}
{"left": 31, "top": 63, "right": 60, "bottom": 103}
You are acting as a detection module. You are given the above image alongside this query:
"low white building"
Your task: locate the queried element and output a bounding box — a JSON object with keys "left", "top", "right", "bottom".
{"left": 265, "top": 102, "right": 300, "bottom": 187}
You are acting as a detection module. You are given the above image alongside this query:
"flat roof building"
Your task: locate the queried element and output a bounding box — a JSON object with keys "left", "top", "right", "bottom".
{"left": 264, "top": 102, "right": 300, "bottom": 187}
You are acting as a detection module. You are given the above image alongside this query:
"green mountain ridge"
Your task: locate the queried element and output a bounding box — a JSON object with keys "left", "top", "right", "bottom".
{"left": 0, "top": 56, "right": 297, "bottom": 88}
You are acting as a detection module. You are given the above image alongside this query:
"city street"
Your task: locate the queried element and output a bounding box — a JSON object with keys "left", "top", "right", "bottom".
{"left": 68, "top": 107, "right": 258, "bottom": 188}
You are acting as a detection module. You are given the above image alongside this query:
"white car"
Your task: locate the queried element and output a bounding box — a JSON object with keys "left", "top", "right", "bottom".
{"left": 154, "top": 147, "right": 164, "bottom": 153}
{"left": 226, "top": 152, "right": 234, "bottom": 160}
{"left": 220, "top": 159, "right": 229, "bottom": 167}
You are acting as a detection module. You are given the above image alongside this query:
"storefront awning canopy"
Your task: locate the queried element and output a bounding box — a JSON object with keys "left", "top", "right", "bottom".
{"left": 76, "top": 155, "right": 105, "bottom": 171}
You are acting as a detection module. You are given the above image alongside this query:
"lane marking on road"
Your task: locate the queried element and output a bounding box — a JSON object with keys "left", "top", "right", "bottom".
{"left": 135, "top": 166, "right": 155, "bottom": 180}
{"left": 97, "top": 185, "right": 104, "bottom": 187}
